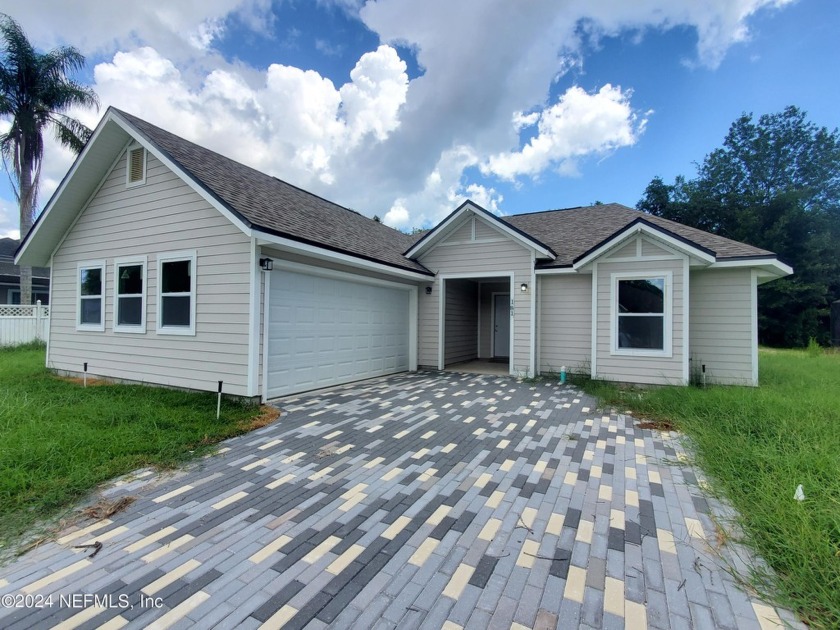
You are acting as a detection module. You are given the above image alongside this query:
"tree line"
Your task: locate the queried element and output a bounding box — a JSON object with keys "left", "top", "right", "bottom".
{"left": 637, "top": 106, "right": 840, "bottom": 347}
{"left": 3, "top": 12, "right": 837, "bottom": 346}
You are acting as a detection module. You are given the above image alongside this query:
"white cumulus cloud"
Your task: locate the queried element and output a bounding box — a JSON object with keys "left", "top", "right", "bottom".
{"left": 483, "top": 85, "right": 649, "bottom": 181}
{"left": 0, "top": 0, "right": 794, "bottom": 232}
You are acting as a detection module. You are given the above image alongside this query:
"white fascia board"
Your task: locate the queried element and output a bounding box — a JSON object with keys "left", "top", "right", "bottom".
{"left": 107, "top": 112, "right": 253, "bottom": 239}
{"left": 709, "top": 258, "right": 793, "bottom": 278}
{"left": 405, "top": 203, "right": 555, "bottom": 260}
{"left": 256, "top": 231, "right": 432, "bottom": 282}
{"left": 573, "top": 223, "right": 715, "bottom": 270}
{"left": 535, "top": 267, "right": 580, "bottom": 275}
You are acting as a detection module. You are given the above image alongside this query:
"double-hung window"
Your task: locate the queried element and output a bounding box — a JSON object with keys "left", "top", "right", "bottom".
{"left": 611, "top": 272, "right": 671, "bottom": 356}
{"left": 157, "top": 251, "right": 196, "bottom": 335}
{"left": 77, "top": 261, "right": 106, "bottom": 331}
{"left": 114, "top": 257, "right": 146, "bottom": 333}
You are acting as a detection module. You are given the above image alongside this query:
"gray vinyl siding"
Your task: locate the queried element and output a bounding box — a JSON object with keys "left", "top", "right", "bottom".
{"left": 417, "top": 238, "right": 533, "bottom": 374}
{"left": 478, "top": 281, "right": 509, "bottom": 358}
{"left": 444, "top": 220, "right": 473, "bottom": 243}
{"left": 474, "top": 218, "right": 501, "bottom": 240}
{"left": 607, "top": 240, "right": 637, "bottom": 259}
{"left": 689, "top": 268, "right": 755, "bottom": 384}
{"left": 642, "top": 238, "right": 671, "bottom": 257}
{"left": 595, "top": 257, "right": 686, "bottom": 385}
{"left": 444, "top": 279, "right": 478, "bottom": 364}
{"left": 538, "top": 274, "right": 592, "bottom": 375}
{"left": 49, "top": 149, "right": 253, "bottom": 395}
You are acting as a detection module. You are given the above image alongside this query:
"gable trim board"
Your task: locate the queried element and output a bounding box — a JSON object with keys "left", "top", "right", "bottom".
{"left": 405, "top": 200, "right": 556, "bottom": 261}
{"left": 16, "top": 109, "right": 792, "bottom": 397}
{"left": 574, "top": 217, "right": 715, "bottom": 269}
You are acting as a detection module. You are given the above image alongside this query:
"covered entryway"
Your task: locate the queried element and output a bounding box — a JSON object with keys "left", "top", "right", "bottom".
{"left": 439, "top": 275, "right": 512, "bottom": 373}
{"left": 265, "top": 264, "right": 414, "bottom": 398}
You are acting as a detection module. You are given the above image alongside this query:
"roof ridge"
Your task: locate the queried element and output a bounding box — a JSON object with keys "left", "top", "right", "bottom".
{"left": 506, "top": 203, "right": 629, "bottom": 218}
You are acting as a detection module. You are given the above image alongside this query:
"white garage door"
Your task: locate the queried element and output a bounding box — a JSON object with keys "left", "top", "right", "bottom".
{"left": 266, "top": 268, "right": 411, "bottom": 398}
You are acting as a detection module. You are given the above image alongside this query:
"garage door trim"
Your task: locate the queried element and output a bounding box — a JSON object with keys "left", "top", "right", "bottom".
{"left": 261, "top": 259, "right": 418, "bottom": 400}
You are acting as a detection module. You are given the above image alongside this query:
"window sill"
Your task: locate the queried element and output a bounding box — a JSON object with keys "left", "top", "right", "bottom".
{"left": 156, "top": 326, "right": 195, "bottom": 336}
{"left": 610, "top": 348, "right": 673, "bottom": 358}
{"left": 114, "top": 326, "right": 146, "bottom": 334}
{"left": 76, "top": 324, "right": 105, "bottom": 332}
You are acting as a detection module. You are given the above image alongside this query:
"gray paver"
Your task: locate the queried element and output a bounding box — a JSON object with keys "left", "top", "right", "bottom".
{"left": 0, "top": 373, "right": 806, "bottom": 630}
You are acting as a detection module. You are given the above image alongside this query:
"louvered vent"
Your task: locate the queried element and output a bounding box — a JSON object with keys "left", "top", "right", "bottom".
{"left": 128, "top": 147, "right": 145, "bottom": 184}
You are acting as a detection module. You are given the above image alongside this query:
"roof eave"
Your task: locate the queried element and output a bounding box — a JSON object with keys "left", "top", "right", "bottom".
{"left": 709, "top": 256, "right": 793, "bottom": 283}
{"left": 255, "top": 227, "right": 433, "bottom": 280}
{"left": 15, "top": 108, "right": 124, "bottom": 267}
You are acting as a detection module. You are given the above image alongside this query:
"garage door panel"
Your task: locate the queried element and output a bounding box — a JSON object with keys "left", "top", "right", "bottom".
{"left": 267, "top": 269, "right": 411, "bottom": 398}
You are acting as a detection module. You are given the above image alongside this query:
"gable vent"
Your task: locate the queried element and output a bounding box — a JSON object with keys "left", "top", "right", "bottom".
{"left": 127, "top": 147, "right": 146, "bottom": 185}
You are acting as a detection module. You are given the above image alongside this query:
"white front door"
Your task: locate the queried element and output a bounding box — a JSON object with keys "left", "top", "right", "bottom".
{"left": 492, "top": 293, "right": 510, "bottom": 358}
{"left": 266, "top": 268, "right": 411, "bottom": 398}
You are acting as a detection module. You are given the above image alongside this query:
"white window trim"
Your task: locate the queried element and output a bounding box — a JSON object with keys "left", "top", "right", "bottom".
{"left": 125, "top": 144, "right": 147, "bottom": 188}
{"left": 609, "top": 270, "right": 673, "bottom": 358}
{"left": 113, "top": 256, "right": 147, "bottom": 333}
{"left": 76, "top": 260, "right": 106, "bottom": 332}
{"left": 156, "top": 250, "right": 197, "bottom": 336}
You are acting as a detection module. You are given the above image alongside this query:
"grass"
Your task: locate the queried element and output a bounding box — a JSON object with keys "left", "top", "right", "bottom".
{"left": 572, "top": 348, "right": 840, "bottom": 629}
{"left": 0, "top": 344, "right": 271, "bottom": 558}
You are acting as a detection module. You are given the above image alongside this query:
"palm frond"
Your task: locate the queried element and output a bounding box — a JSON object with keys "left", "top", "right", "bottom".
{"left": 41, "top": 79, "right": 99, "bottom": 112}
{"left": 49, "top": 113, "right": 92, "bottom": 154}
{"left": 40, "top": 45, "right": 87, "bottom": 79}
{"left": 0, "top": 14, "right": 35, "bottom": 64}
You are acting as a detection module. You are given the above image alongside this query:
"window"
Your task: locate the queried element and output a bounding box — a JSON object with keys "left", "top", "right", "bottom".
{"left": 77, "top": 261, "right": 105, "bottom": 331}
{"left": 10, "top": 289, "right": 49, "bottom": 305}
{"left": 114, "top": 257, "right": 146, "bottom": 333}
{"left": 157, "top": 251, "right": 196, "bottom": 335}
{"left": 611, "top": 272, "right": 671, "bottom": 356}
{"left": 126, "top": 145, "right": 146, "bottom": 186}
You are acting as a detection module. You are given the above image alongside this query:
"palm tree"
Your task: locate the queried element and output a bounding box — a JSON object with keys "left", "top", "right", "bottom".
{"left": 0, "top": 14, "right": 98, "bottom": 305}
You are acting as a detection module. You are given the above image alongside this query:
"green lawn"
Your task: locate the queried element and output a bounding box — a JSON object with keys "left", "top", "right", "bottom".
{"left": 0, "top": 344, "right": 268, "bottom": 557}
{"left": 575, "top": 348, "right": 840, "bottom": 629}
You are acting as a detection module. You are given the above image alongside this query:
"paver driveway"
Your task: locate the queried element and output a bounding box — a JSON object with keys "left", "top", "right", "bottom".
{"left": 0, "top": 372, "right": 800, "bottom": 630}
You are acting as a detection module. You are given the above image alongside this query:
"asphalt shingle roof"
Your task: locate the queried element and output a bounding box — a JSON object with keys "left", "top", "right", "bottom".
{"left": 504, "top": 204, "right": 775, "bottom": 267}
{"left": 115, "top": 110, "right": 431, "bottom": 275}
{"left": 114, "top": 110, "right": 777, "bottom": 273}
{"left": 0, "top": 238, "right": 50, "bottom": 279}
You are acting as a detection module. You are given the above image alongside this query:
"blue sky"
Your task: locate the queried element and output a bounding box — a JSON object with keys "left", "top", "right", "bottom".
{"left": 0, "top": 0, "right": 837, "bottom": 236}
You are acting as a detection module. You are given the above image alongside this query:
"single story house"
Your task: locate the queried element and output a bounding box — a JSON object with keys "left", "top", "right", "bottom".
{"left": 16, "top": 108, "right": 792, "bottom": 399}
{"left": 0, "top": 238, "right": 50, "bottom": 305}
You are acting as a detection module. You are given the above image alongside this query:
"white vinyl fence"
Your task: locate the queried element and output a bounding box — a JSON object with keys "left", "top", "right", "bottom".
{"left": 0, "top": 301, "right": 50, "bottom": 346}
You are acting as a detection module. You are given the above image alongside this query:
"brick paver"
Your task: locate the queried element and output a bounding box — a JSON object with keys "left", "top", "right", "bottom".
{"left": 0, "top": 372, "right": 802, "bottom": 629}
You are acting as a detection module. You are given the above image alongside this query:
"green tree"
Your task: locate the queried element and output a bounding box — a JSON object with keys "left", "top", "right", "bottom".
{"left": 638, "top": 107, "right": 840, "bottom": 346}
{"left": 0, "top": 14, "right": 98, "bottom": 304}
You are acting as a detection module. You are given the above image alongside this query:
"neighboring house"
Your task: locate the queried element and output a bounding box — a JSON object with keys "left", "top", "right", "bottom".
{"left": 0, "top": 238, "right": 50, "bottom": 305}
{"left": 16, "top": 108, "right": 792, "bottom": 399}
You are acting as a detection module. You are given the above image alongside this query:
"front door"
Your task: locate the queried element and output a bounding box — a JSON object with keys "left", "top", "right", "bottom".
{"left": 492, "top": 293, "right": 510, "bottom": 358}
